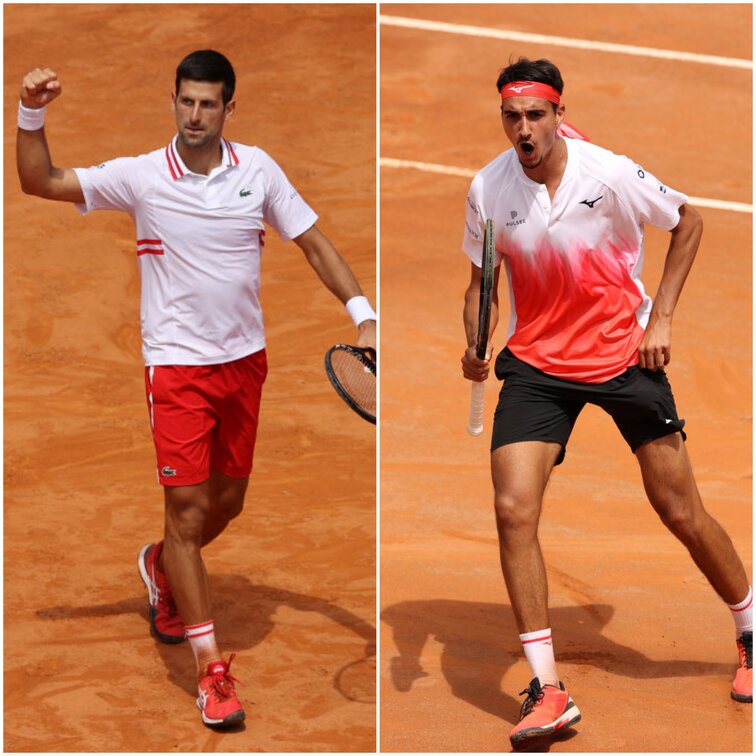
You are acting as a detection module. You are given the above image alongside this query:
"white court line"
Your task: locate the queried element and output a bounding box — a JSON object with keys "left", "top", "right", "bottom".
{"left": 379, "top": 15, "right": 753, "bottom": 70}
{"left": 380, "top": 157, "right": 753, "bottom": 214}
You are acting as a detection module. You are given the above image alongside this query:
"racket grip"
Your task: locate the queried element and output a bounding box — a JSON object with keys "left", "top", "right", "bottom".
{"left": 467, "top": 381, "right": 486, "bottom": 436}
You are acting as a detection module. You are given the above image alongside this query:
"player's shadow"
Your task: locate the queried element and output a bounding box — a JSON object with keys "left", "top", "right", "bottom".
{"left": 382, "top": 599, "right": 732, "bottom": 731}
{"left": 36, "top": 575, "right": 375, "bottom": 716}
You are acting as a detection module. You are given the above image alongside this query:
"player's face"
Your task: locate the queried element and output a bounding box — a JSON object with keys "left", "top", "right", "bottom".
{"left": 172, "top": 80, "right": 235, "bottom": 150}
{"left": 501, "top": 97, "right": 564, "bottom": 170}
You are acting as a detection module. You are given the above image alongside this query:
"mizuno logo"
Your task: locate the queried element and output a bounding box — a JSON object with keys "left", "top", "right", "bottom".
{"left": 161, "top": 466, "right": 177, "bottom": 477}
{"left": 509, "top": 84, "right": 535, "bottom": 94}
{"left": 239, "top": 189, "right": 252, "bottom": 197}
{"left": 579, "top": 195, "right": 603, "bottom": 209}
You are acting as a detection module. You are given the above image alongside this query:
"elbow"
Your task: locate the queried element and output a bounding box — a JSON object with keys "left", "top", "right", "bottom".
{"left": 682, "top": 203, "right": 703, "bottom": 233}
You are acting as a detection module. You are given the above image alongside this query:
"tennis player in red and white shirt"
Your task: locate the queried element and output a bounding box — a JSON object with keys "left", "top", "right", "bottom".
{"left": 17, "top": 50, "right": 376, "bottom": 729}
{"left": 460, "top": 57, "right": 752, "bottom": 749}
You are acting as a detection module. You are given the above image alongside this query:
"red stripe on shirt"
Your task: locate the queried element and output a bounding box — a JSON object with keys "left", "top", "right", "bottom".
{"left": 137, "top": 248, "right": 164, "bottom": 256}
{"left": 165, "top": 145, "right": 178, "bottom": 180}
{"left": 225, "top": 139, "right": 239, "bottom": 165}
{"left": 137, "top": 238, "right": 162, "bottom": 245}
{"left": 167, "top": 141, "right": 184, "bottom": 179}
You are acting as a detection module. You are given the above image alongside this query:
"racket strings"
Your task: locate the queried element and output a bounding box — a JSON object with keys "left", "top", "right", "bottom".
{"left": 329, "top": 350, "right": 376, "bottom": 417}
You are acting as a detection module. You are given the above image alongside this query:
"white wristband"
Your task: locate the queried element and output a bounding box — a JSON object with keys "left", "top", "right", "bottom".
{"left": 346, "top": 295, "right": 377, "bottom": 327}
{"left": 18, "top": 101, "right": 47, "bottom": 131}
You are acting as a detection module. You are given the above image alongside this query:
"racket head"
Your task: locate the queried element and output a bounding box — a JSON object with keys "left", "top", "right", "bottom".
{"left": 324, "top": 344, "right": 377, "bottom": 424}
{"left": 475, "top": 219, "right": 496, "bottom": 360}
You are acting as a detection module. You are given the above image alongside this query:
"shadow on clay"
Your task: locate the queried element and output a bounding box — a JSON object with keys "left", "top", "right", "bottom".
{"left": 381, "top": 600, "right": 734, "bottom": 728}
{"left": 36, "top": 574, "right": 375, "bottom": 710}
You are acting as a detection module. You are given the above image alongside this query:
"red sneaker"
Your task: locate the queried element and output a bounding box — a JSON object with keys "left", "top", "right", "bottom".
{"left": 509, "top": 677, "right": 581, "bottom": 749}
{"left": 137, "top": 542, "right": 185, "bottom": 644}
{"left": 731, "top": 631, "right": 752, "bottom": 703}
{"left": 197, "top": 654, "right": 246, "bottom": 727}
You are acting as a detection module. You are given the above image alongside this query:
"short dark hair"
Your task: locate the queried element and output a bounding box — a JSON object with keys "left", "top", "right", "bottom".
{"left": 496, "top": 57, "right": 563, "bottom": 111}
{"left": 175, "top": 50, "right": 236, "bottom": 105}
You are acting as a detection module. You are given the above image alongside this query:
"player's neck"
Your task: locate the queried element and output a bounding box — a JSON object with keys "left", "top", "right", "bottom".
{"left": 176, "top": 139, "right": 224, "bottom": 176}
{"left": 522, "top": 136, "right": 567, "bottom": 198}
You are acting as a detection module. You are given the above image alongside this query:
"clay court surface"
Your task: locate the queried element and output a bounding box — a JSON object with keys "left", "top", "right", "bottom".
{"left": 5, "top": 5, "right": 375, "bottom": 752}
{"left": 380, "top": 4, "right": 752, "bottom": 752}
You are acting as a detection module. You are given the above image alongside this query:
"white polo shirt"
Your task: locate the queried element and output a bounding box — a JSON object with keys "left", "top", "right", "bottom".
{"left": 463, "top": 137, "right": 688, "bottom": 383}
{"left": 74, "top": 137, "right": 318, "bottom": 366}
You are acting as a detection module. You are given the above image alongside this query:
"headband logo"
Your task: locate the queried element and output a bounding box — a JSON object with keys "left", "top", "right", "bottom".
{"left": 507, "top": 84, "right": 535, "bottom": 94}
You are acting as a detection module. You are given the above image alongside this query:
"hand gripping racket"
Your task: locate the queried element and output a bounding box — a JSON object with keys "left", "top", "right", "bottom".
{"left": 325, "top": 345, "right": 376, "bottom": 424}
{"left": 467, "top": 219, "right": 495, "bottom": 436}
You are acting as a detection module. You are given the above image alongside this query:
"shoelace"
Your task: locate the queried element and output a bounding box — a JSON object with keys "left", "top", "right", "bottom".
{"left": 210, "top": 654, "right": 242, "bottom": 700}
{"left": 739, "top": 633, "right": 753, "bottom": 669}
{"left": 517, "top": 681, "right": 545, "bottom": 719}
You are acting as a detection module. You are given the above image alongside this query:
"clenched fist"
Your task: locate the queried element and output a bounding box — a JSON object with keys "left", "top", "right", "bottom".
{"left": 20, "top": 68, "right": 62, "bottom": 109}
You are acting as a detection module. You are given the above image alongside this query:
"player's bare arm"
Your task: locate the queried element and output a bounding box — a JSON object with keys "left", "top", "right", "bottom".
{"left": 461, "top": 261, "right": 499, "bottom": 382}
{"left": 17, "top": 68, "right": 84, "bottom": 203}
{"left": 294, "top": 224, "right": 376, "bottom": 349}
{"left": 638, "top": 203, "right": 703, "bottom": 371}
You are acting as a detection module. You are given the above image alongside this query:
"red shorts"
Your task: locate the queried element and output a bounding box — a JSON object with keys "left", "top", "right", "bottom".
{"left": 145, "top": 350, "right": 267, "bottom": 486}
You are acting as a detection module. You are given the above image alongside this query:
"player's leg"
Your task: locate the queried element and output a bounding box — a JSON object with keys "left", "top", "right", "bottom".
{"left": 600, "top": 365, "right": 752, "bottom": 703}
{"left": 635, "top": 433, "right": 749, "bottom": 604}
{"left": 490, "top": 349, "right": 583, "bottom": 747}
{"left": 635, "top": 433, "right": 752, "bottom": 703}
{"left": 201, "top": 470, "right": 249, "bottom": 547}
{"left": 162, "top": 480, "right": 214, "bottom": 631}
{"left": 492, "top": 440, "right": 561, "bottom": 634}
{"left": 161, "top": 479, "right": 245, "bottom": 727}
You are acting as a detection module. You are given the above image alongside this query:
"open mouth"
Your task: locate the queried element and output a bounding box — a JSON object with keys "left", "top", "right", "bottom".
{"left": 521, "top": 142, "right": 535, "bottom": 156}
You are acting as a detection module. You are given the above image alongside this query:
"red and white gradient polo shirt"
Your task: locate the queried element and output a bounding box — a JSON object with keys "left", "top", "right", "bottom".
{"left": 463, "top": 137, "right": 688, "bottom": 383}
{"left": 74, "top": 137, "right": 318, "bottom": 366}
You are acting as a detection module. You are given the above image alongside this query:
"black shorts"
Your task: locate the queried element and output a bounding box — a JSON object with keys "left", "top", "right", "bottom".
{"left": 491, "top": 348, "right": 686, "bottom": 465}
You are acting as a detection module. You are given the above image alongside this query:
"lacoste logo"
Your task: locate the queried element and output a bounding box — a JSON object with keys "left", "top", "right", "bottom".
{"left": 161, "top": 466, "right": 177, "bottom": 477}
{"left": 239, "top": 189, "right": 252, "bottom": 197}
{"left": 509, "top": 84, "right": 535, "bottom": 94}
{"left": 579, "top": 195, "right": 604, "bottom": 209}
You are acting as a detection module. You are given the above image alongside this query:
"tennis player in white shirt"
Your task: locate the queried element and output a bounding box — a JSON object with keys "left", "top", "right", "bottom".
{"left": 17, "top": 49, "right": 376, "bottom": 729}
{"left": 460, "top": 56, "right": 751, "bottom": 749}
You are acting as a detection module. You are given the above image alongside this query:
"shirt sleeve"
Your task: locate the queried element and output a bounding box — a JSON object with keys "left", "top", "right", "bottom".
{"left": 259, "top": 151, "right": 319, "bottom": 241}
{"left": 73, "top": 156, "right": 143, "bottom": 215}
{"left": 462, "top": 171, "right": 504, "bottom": 268}
{"left": 462, "top": 173, "right": 486, "bottom": 267}
{"left": 612, "top": 155, "right": 689, "bottom": 231}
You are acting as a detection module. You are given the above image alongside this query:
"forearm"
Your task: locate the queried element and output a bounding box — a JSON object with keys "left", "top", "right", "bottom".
{"left": 17, "top": 126, "right": 55, "bottom": 196}
{"left": 464, "top": 281, "right": 480, "bottom": 347}
{"left": 296, "top": 225, "right": 367, "bottom": 304}
{"left": 464, "top": 266, "right": 499, "bottom": 350}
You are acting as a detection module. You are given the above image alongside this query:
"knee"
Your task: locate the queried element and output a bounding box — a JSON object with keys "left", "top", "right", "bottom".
{"left": 164, "top": 489, "right": 209, "bottom": 544}
{"left": 215, "top": 495, "right": 244, "bottom": 523}
{"left": 651, "top": 491, "right": 704, "bottom": 545}
{"left": 493, "top": 489, "right": 540, "bottom": 539}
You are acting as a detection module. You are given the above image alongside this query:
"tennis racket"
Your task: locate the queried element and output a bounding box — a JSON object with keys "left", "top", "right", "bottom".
{"left": 325, "top": 345, "right": 376, "bottom": 424}
{"left": 467, "top": 218, "right": 495, "bottom": 436}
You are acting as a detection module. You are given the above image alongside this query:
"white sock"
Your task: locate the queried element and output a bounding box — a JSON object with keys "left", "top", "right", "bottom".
{"left": 728, "top": 586, "right": 753, "bottom": 637}
{"left": 519, "top": 628, "right": 559, "bottom": 687}
{"left": 186, "top": 620, "right": 221, "bottom": 671}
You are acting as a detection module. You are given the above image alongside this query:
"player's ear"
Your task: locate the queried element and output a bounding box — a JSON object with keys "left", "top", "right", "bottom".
{"left": 555, "top": 103, "right": 566, "bottom": 127}
{"left": 171, "top": 91, "right": 177, "bottom": 112}
{"left": 224, "top": 98, "right": 236, "bottom": 121}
